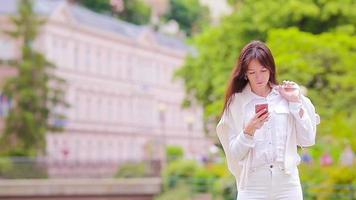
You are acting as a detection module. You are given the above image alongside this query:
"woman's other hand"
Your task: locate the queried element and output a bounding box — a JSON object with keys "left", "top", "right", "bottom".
{"left": 277, "top": 80, "right": 301, "bottom": 102}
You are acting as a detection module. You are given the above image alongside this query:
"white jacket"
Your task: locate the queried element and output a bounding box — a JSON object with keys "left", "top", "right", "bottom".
{"left": 216, "top": 84, "right": 320, "bottom": 190}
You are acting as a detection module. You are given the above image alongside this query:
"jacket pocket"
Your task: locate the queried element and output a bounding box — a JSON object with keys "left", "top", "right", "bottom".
{"left": 274, "top": 105, "right": 290, "bottom": 138}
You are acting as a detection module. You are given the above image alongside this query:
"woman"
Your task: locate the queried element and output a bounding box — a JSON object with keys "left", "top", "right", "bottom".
{"left": 216, "top": 40, "right": 320, "bottom": 199}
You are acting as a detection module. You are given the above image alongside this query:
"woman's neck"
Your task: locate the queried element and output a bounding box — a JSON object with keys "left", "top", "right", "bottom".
{"left": 251, "top": 84, "right": 272, "bottom": 97}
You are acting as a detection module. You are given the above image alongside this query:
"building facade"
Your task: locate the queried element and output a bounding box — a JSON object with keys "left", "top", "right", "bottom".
{"left": 0, "top": 0, "right": 211, "bottom": 177}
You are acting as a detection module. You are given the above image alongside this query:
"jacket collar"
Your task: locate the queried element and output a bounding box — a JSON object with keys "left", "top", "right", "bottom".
{"left": 239, "top": 83, "right": 279, "bottom": 106}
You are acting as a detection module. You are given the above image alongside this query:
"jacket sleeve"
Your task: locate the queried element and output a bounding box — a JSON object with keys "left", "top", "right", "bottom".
{"left": 288, "top": 95, "right": 320, "bottom": 147}
{"left": 216, "top": 96, "right": 254, "bottom": 176}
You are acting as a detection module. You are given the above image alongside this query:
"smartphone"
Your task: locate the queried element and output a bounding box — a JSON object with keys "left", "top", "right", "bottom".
{"left": 255, "top": 103, "right": 268, "bottom": 117}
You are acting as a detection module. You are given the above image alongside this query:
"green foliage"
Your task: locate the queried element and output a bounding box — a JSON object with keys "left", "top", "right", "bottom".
{"left": 162, "top": 159, "right": 201, "bottom": 189}
{"left": 205, "top": 162, "right": 230, "bottom": 178}
{"left": 0, "top": 157, "right": 48, "bottom": 179}
{"left": 77, "top": 0, "right": 151, "bottom": 25}
{"left": 299, "top": 163, "right": 356, "bottom": 199}
{"left": 164, "top": 0, "right": 210, "bottom": 36}
{"left": 226, "top": 0, "right": 241, "bottom": 6}
{"left": 0, "top": 0, "right": 68, "bottom": 156}
{"left": 154, "top": 183, "right": 192, "bottom": 200}
{"left": 176, "top": 0, "right": 356, "bottom": 124}
{"left": 328, "top": 166, "right": 356, "bottom": 199}
{"left": 190, "top": 167, "right": 215, "bottom": 193}
{"left": 267, "top": 28, "right": 356, "bottom": 144}
{"left": 77, "top": 0, "right": 112, "bottom": 14}
{"left": 118, "top": 0, "right": 151, "bottom": 25}
{"left": 166, "top": 145, "right": 184, "bottom": 162}
{"left": 211, "top": 176, "right": 236, "bottom": 200}
{"left": 0, "top": 157, "right": 13, "bottom": 175}
{"left": 0, "top": 148, "right": 28, "bottom": 157}
{"left": 114, "top": 162, "right": 151, "bottom": 178}
{"left": 161, "top": 158, "right": 219, "bottom": 198}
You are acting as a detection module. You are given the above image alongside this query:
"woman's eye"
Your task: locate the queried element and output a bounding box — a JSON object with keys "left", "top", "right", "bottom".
{"left": 248, "top": 72, "right": 255, "bottom": 75}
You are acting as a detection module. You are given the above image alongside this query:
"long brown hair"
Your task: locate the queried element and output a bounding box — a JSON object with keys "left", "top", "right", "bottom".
{"left": 222, "top": 40, "right": 278, "bottom": 114}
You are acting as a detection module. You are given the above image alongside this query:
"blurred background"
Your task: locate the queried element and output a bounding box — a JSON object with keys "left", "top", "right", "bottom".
{"left": 0, "top": 0, "right": 355, "bottom": 199}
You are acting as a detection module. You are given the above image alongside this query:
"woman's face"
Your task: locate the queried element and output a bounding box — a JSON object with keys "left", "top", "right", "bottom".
{"left": 246, "top": 59, "right": 270, "bottom": 89}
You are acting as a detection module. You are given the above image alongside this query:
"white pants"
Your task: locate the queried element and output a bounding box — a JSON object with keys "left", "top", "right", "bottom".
{"left": 237, "top": 163, "right": 303, "bottom": 200}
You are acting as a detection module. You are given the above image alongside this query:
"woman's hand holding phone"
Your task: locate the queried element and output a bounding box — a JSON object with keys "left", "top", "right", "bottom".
{"left": 244, "top": 106, "right": 270, "bottom": 136}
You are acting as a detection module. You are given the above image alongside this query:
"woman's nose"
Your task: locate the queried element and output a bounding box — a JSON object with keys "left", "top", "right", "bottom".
{"left": 255, "top": 73, "right": 263, "bottom": 82}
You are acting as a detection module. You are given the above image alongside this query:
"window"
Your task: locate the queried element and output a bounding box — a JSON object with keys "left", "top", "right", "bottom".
{"left": 96, "top": 49, "right": 101, "bottom": 75}
{"left": 73, "top": 42, "right": 78, "bottom": 69}
{"left": 85, "top": 44, "right": 91, "bottom": 71}
{"left": 85, "top": 95, "right": 91, "bottom": 121}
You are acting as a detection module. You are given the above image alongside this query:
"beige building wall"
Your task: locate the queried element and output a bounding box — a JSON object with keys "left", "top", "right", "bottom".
{"left": 0, "top": 0, "right": 211, "bottom": 176}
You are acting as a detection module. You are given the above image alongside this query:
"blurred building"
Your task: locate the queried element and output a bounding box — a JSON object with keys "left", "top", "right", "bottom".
{"left": 0, "top": 0, "right": 211, "bottom": 177}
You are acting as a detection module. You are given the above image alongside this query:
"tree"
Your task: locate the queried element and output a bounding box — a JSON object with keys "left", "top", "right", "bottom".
{"left": 164, "top": 0, "right": 210, "bottom": 36}
{"left": 267, "top": 28, "right": 356, "bottom": 147}
{"left": 118, "top": 0, "right": 151, "bottom": 25}
{"left": 0, "top": 0, "right": 68, "bottom": 156}
{"left": 175, "top": 0, "right": 356, "bottom": 136}
{"left": 76, "top": 0, "right": 112, "bottom": 14}
{"left": 77, "top": 0, "right": 152, "bottom": 25}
